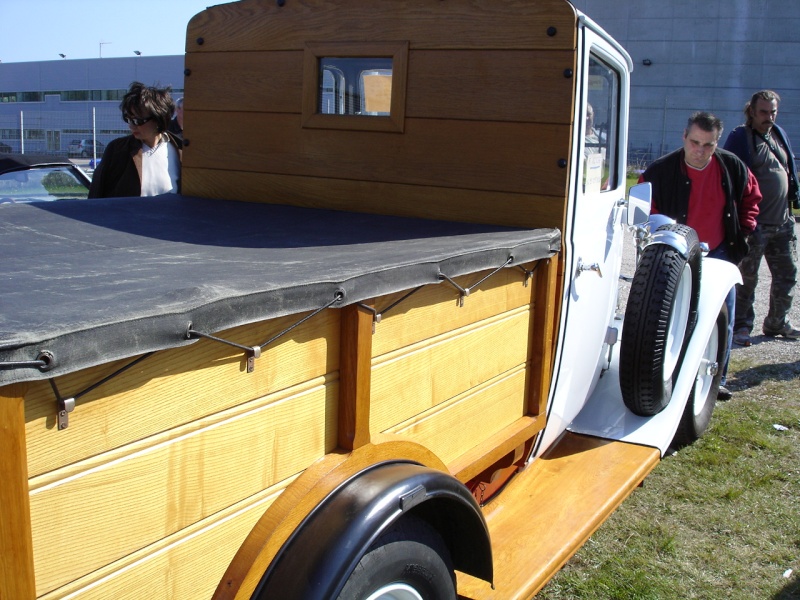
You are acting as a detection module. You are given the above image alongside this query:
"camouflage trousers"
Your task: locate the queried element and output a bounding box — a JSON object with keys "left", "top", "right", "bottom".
{"left": 734, "top": 218, "right": 798, "bottom": 333}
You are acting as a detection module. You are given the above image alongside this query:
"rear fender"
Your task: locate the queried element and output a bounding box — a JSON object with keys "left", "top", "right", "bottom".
{"left": 252, "top": 461, "right": 492, "bottom": 599}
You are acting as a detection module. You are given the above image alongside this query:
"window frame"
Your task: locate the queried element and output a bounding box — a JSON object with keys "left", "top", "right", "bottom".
{"left": 302, "top": 42, "right": 409, "bottom": 132}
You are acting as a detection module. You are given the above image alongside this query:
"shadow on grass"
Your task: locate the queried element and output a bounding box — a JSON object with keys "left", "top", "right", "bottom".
{"left": 728, "top": 359, "right": 800, "bottom": 392}
{"left": 774, "top": 574, "right": 800, "bottom": 599}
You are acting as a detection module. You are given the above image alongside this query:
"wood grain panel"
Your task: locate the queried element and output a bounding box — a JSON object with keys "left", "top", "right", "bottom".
{"left": 370, "top": 307, "right": 530, "bottom": 433}
{"left": 529, "top": 255, "right": 561, "bottom": 414}
{"left": 406, "top": 50, "right": 575, "bottom": 122}
{"left": 372, "top": 266, "right": 536, "bottom": 357}
{"left": 184, "top": 113, "right": 571, "bottom": 197}
{"left": 186, "top": 0, "right": 577, "bottom": 53}
{"left": 29, "top": 381, "right": 337, "bottom": 595}
{"left": 0, "top": 384, "right": 36, "bottom": 600}
{"left": 384, "top": 367, "right": 528, "bottom": 464}
{"left": 38, "top": 481, "right": 287, "bottom": 600}
{"left": 185, "top": 49, "right": 575, "bottom": 125}
{"left": 184, "top": 50, "right": 303, "bottom": 114}
{"left": 181, "top": 168, "right": 565, "bottom": 230}
{"left": 24, "top": 310, "right": 338, "bottom": 477}
{"left": 338, "top": 303, "right": 373, "bottom": 450}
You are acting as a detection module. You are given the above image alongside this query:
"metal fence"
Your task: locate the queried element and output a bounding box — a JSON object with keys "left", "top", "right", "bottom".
{"left": 0, "top": 108, "right": 129, "bottom": 158}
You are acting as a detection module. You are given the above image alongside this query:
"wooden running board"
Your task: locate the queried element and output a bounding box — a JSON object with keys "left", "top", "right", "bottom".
{"left": 456, "top": 432, "right": 660, "bottom": 599}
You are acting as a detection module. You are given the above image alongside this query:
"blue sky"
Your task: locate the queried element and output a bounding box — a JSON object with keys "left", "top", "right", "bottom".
{"left": 0, "top": 1, "right": 235, "bottom": 64}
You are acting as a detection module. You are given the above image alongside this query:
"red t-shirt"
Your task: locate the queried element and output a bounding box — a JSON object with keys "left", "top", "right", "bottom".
{"left": 683, "top": 157, "right": 726, "bottom": 250}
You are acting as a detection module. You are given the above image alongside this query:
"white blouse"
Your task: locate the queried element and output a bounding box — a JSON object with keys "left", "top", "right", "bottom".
{"left": 140, "top": 138, "right": 180, "bottom": 196}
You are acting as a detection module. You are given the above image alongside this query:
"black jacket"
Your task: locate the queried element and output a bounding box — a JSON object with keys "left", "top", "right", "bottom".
{"left": 641, "top": 147, "right": 753, "bottom": 262}
{"left": 88, "top": 132, "right": 182, "bottom": 199}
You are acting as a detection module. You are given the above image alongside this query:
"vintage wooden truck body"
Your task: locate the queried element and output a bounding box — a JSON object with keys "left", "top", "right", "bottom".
{"left": 0, "top": 1, "right": 740, "bottom": 598}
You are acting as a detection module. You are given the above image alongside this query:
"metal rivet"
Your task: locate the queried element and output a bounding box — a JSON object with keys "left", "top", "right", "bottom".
{"left": 184, "top": 68, "right": 192, "bottom": 76}
{"left": 547, "top": 26, "right": 557, "bottom": 37}
{"left": 277, "top": 0, "right": 285, "bottom": 5}
{"left": 558, "top": 159, "right": 568, "bottom": 168}
{"left": 196, "top": 37, "right": 204, "bottom": 46}
{"left": 183, "top": 138, "right": 190, "bottom": 147}
{"left": 563, "top": 69, "right": 573, "bottom": 78}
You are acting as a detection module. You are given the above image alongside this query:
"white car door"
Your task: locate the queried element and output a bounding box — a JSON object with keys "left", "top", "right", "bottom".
{"left": 539, "top": 25, "right": 632, "bottom": 452}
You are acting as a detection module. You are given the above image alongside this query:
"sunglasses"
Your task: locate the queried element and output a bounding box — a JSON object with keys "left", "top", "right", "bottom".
{"left": 123, "top": 114, "right": 154, "bottom": 126}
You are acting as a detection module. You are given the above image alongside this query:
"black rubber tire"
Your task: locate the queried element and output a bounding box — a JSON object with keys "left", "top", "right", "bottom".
{"left": 337, "top": 515, "right": 456, "bottom": 600}
{"left": 620, "top": 224, "right": 701, "bottom": 416}
{"left": 672, "top": 302, "right": 728, "bottom": 448}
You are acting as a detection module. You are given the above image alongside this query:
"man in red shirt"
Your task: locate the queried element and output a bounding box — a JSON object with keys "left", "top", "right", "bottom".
{"left": 640, "top": 111, "right": 761, "bottom": 400}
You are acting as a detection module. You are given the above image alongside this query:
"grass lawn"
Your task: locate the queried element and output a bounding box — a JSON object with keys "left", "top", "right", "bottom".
{"left": 538, "top": 344, "right": 800, "bottom": 599}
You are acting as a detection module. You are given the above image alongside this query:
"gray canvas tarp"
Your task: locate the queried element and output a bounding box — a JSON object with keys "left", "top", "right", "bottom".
{"left": 1, "top": 195, "right": 560, "bottom": 385}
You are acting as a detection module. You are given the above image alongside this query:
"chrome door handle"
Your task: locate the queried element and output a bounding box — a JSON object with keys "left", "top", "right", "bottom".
{"left": 577, "top": 259, "right": 603, "bottom": 278}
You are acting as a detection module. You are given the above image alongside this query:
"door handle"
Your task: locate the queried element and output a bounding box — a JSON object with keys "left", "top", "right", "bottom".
{"left": 577, "top": 259, "right": 603, "bottom": 278}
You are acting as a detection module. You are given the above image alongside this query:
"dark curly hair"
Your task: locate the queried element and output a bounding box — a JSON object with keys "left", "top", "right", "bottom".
{"left": 120, "top": 81, "right": 175, "bottom": 133}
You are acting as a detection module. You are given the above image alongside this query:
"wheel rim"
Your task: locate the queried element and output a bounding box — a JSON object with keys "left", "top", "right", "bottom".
{"left": 662, "top": 262, "right": 692, "bottom": 382}
{"left": 364, "top": 583, "right": 424, "bottom": 600}
{"left": 692, "top": 320, "right": 720, "bottom": 416}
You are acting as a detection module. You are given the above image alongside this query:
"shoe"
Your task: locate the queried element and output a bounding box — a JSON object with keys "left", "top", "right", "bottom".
{"left": 717, "top": 386, "right": 732, "bottom": 401}
{"left": 762, "top": 324, "right": 800, "bottom": 339}
{"left": 732, "top": 328, "right": 751, "bottom": 346}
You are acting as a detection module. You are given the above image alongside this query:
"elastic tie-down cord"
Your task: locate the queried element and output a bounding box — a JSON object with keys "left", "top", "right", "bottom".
{"left": 49, "top": 352, "right": 155, "bottom": 430}
{"left": 186, "top": 290, "right": 345, "bottom": 373}
{"left": 358, "top": 257, "right": 537, "bottom": 331}
{"left": 40, "top": 291, "right": 345, "bottom": 430}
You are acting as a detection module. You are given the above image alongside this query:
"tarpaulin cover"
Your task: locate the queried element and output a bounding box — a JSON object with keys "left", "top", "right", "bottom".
{"left": 0, "top": 195, "right": 561, "bottom": 384}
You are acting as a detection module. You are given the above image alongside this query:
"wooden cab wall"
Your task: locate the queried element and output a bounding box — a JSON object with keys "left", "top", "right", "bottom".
{"left": 182, "top": 0, "right": 579, "bottom": 231}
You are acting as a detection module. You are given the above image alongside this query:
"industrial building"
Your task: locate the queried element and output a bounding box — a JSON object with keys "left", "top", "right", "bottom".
{"left": 0, "top": 55, "right": 183, "bottom": 156}
{"left": 1, "top": 1, "right": 798, "bottom": 165}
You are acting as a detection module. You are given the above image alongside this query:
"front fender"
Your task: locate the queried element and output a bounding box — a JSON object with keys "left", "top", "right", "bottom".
{"left": 252, "top": 461, "right": 492, "bottom": 599}
{"left": 670, "top": 257, "right": 741, "bottom": 408}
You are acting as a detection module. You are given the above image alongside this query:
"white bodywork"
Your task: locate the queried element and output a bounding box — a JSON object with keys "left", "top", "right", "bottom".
{"left": 570, "top": 258, "right": 741, "bottom": 455}
{"left": 536, "top": 13, "right": 738, "bottom": 457}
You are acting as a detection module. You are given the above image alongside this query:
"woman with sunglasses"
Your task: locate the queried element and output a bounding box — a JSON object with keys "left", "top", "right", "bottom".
{"left": 89, "top": 81, "right": 182, "bottom": 198}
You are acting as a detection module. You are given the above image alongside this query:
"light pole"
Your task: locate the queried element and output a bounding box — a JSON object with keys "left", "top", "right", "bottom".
{"left": 99, "top": 41, "right": 111, "bottom": 58}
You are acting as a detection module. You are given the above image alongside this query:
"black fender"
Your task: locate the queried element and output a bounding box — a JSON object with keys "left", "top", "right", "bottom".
{"left": 252, "top": 461, "right": 493, "bottom": 599}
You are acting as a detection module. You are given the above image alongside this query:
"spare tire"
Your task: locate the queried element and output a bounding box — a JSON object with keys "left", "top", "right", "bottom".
{"left": 620, "top": 224, "right": 701, "bottom": 416}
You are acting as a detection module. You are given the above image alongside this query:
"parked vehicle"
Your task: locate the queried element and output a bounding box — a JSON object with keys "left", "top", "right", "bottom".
{"left": 0, "top": 153, "right": 91, "bottom": 203}
{"left": 67, "top": 138, "right": 105, "bottom": 158}
{"left": 0, "top": 1, "right": 738, "bottom": 599}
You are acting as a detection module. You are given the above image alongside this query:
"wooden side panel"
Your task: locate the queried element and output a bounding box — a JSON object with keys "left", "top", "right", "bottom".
{"left": 0, "top": 384, "right": 36, "bottom": 600}
{"left": 185, "top": 114, "right": 570, "bottom": 198}
{"left": 372, "top": 266, "right": 536, "bottom": 356}
{"left": 38, "top": 483, "right": 286, "bottom": 600}
{"left": 384, "top": 367, "right": 528, "bottom": 465}
{"left": 181, "top": 169, "right": 565, "bottom": 230}
{"left": 185, "top": 0, "right": 577, "bottom": 53}
{"left": 30, "top": 381, "right": 337, "bottom": 595}
{"left": 186, "top": 50, "right": 575, "bottom": 123}
{"left": 371, "top": 307, "right": 531, "bottom": 433}
{"left": 181, "top": 0, "right": 579, "bottom": 229}
{"left": 24, "top": 310, "right": 338, "bottom": 478}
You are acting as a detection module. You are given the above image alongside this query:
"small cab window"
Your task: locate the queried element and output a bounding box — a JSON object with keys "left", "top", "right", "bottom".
{"left": 303, "top": 42, "right": 408, "bottom": 132}
{"left": 320, "top": 58, "right": 393, "bottom": 116}
{"left": 583, "top": 54, "right": 620, "bottom": 192}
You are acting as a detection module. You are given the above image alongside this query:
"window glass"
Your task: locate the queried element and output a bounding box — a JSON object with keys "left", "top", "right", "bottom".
{"left": 584, "top": 54, "right": 620, "bottom": 192}
{"left": 318, "top": 57, "right": 393, "bottom": 116}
